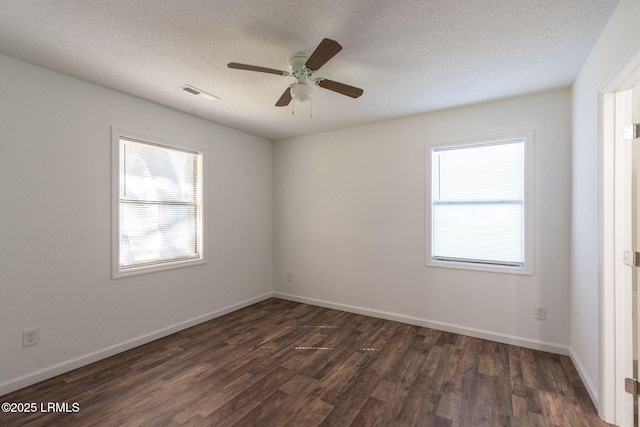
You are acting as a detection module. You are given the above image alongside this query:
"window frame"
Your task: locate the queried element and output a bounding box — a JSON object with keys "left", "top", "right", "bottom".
{"left": 111, "top": 127, "right": 206, "bottom": 278}
{"left": 426, "top": 131, "right": 535, "bottom": 275}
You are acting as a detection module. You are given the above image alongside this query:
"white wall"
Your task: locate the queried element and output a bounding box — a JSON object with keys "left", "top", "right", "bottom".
{"left": 571, "top": 0, "right": 640, "bottom": 415}
{"left": 0, "top": 55, "right": 273, "bottom": 394}
{"left": 274, "top": 89, "right": 572, "bottom": 353}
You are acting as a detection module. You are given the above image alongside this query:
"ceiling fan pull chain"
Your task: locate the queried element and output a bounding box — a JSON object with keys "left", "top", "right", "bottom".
{"left": 292, "top": 99, "right": 295, "bottom": 115}
{"left": 310, "top": 98, "right": 313, "bottom": 118}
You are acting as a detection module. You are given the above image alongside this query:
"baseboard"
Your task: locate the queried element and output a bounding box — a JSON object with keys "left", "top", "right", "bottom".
{"left": 274, "top": 292, "right": 570, "bottom": 355}
{"left": 569, "top": 347, "right": 599, "bottom": 408}
{"left": 0, "top": 292, "right": 274, "bottom": 397}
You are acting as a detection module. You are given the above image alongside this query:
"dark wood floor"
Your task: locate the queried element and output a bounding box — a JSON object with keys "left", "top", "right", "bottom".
{"left": 1, "top": 298, "right": 610, "bottom": 426}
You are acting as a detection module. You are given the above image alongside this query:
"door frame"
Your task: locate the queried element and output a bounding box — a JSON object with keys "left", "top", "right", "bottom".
{"left": 601, "top": 43, "right": 640, "bottom": 425}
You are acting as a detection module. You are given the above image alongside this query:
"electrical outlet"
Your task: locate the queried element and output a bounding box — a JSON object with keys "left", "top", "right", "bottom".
{"left": 534, "top": 306, "right": 547, "bottom": 320}
{"left": 23, "top": 328, "right": 40, "bottom": 347}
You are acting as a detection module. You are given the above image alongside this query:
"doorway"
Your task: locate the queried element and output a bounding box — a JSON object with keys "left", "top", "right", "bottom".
{"left": 602, "top": 48, "right": 640, "bottom": 427}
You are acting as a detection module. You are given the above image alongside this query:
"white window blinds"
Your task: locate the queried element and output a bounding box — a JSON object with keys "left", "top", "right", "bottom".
{"left": 431, "top": 139, "right": 525, "bottom": 267}
{"left": 118, "top": 137, "right": 201, "bottom": 269}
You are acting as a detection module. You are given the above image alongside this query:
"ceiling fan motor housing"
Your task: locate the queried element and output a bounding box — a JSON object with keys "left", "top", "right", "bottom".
{"left": 288, "top": 52, "right": 309, "bottom": 72}
{"left": 288, "top": 52, "right": 313, "bottom": 102}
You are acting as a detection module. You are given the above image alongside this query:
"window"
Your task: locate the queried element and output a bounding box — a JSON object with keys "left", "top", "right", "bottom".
{"left": 428, "top": 134, "right": 533, "bottom": 274}
{"left": 112, "top": 130, "right": 204, "bottom": 277}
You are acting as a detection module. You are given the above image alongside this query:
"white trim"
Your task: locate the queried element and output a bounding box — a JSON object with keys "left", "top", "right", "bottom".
{"left": 425, "top": 130, "right": 535, "bottom": 276}
{"left": 427, "top": 259, "right": 532, "bottom": 276}
{"left": 600, "top": 91, "right": 616, "bottom": 421}
{"left": 571, "top": 347, "right": 599, "bottom": 406}
{"left": 274, "top": 292, "right": 569, "bottom": 355}
{"left": 0, "top": 292, "right": 274, "bottom": 397}
{"left": 599, "top": 39, "right": 640, "bottom": 94}
{"left": 614, "top": 90, "right": 634, "bottom": 427}
{"left": 111, "top": 127, "right": 207, "bottom": 279}
{"left": 598, "top": 40, "right": 640, "bottom": 425}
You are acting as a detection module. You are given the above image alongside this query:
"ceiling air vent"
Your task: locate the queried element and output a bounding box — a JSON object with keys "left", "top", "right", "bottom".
{"left": 180, "top": 85, "right": 219, "bottom": 101}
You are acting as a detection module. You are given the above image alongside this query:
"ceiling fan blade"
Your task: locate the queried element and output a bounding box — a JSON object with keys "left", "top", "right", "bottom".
{"left": 227, "top": 62, "right": 288, "bottom": 76}
{"left": 317, "top": 79, "right": 364, "bottom": 98}
{"left": 304, "top": 39, "right": 342, "bottom": 71}
{"left": 275, "top": 87, "right": 292, "bottom": 107}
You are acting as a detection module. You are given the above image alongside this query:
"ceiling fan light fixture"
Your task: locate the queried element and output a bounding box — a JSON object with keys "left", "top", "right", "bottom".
{"left": 291, "top": 83, "right": 312, "bottom": 102}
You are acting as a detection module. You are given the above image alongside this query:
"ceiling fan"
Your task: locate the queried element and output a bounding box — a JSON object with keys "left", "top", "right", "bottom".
{"left": 228, "top": 38, "right": 364, "bottom": 107}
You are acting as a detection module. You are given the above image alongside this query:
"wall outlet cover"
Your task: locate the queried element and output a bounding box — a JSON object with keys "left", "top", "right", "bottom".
{"left": 23, "top": 328, "right": 40, "bottom": 347}
{"left": 534, "top": 306, "right": 547, "bottom": 320}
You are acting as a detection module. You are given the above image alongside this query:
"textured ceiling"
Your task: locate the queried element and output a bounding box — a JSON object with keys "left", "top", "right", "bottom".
{"left": 0, "top": 0, "right": 619, "bottom": 141}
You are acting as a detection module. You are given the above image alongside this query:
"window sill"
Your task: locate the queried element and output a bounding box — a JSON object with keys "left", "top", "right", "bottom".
{"left": 426, "top": 259, "right": 532, "bottom": 276}
{"left": 113, "top": 257, "right": 206, "bottom": 279}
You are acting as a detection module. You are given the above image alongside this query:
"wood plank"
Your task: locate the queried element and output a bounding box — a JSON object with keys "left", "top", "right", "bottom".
{"left": 469, "top": 373, "right": 493, "bottom": 427}
{"left": 204, "top": 365, "right": 296, "bottom": 425}
{"left": 395, "top": 380, "right": 441, "bottom": 425}
{"left": 349, "top": 396, "right": 393, "bottom": 426}
{"left": 508, "top": 345, "right": 527, "bottom": 397}
{"left": 492, "top": 374, "right": 513, "bottom": 426}
{"left": 281, "top": 395, "right": 334, "bottom": 427}
{"left": 318, "top": 366, "right": 383, "bottom": 426}
{"left": 520, "top": 346, "right": 541, "bottom": 389}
